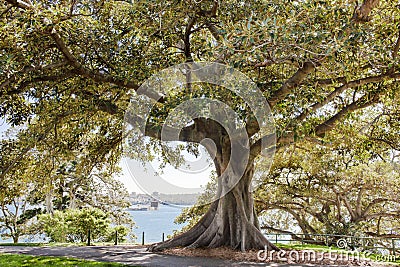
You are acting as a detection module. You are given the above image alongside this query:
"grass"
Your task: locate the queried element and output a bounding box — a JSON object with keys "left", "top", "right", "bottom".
{"left": 276, "top": 243, "right": 336, "bottom": 251}
{"left": 0, "top": 253, "right": 130, "bottom": 267}
{"left": 0, "top": 242, "right": 140, "bottom": 247}
{"left": 0, "top": 242, "right": 87, "bottom": 247}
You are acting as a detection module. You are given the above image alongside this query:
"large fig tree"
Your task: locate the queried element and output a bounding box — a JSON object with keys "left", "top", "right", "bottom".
{"left": 1, "top": 0, "right": 399, "bottom": 251}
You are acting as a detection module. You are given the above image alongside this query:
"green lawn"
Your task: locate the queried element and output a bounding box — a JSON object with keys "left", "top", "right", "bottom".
{"left": 0, "top": 254, "right": 129, "bottom": 267}
{"left": 0, "top": 242, "right": 139, "bottom": 247}
{"left": 277, "top": 243, "right": 336, "bottom": 251}
{"left": 0, "top": 242, "right": 86, "bottom": 247}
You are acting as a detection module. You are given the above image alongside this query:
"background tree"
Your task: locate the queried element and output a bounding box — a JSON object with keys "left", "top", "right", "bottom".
{"left": 1, "top": 0, "right": 400, "bottom": 251}
{"left": 0, "top": 130, "right": 134, "bottom": 243}
{"left": 36, "top": 207, "right": 127, "bottom": 243}
{"left": 0, "top": 192, "right": 40, "bottom": 243}
{"left": 0, "top": 137, "right": 42, "bottom": 243}
{"left": 255, "top": 138, "right": 400, "bottom": 242}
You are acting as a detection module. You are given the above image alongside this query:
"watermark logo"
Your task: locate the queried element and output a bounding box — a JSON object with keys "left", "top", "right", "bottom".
{"left": 336, "top": 238, "right": 348, "bottom": 249}
{"left": 374, "top": 254, "right": 399, "bottom": 262}
{"left": 122, "top": 62, "right": 275, "bottom": 206}
{"left": 257, "top": 246, "right": 373, "bottom": 263}
{"left": 257, "top": 245, "right": 399, "bottom": 264}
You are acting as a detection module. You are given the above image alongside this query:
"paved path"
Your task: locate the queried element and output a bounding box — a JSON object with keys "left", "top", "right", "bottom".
{"left": 0, "top": 245, "right": 323, "bottom": 267}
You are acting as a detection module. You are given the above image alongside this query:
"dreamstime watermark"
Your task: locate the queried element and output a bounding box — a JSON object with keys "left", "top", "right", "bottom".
{"left": 335, "top": 238, "right": 399, "bottom": 263}
{"left": 257, "top": 242, "right": 398, "bottom": 264}
{"left": 122, "top": 62, "right": 276, "bottom": 206}
{"left": 257, "top": 246, "right": 371, "bottom": 263}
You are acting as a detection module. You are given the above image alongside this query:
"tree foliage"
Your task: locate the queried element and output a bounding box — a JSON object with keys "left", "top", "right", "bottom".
{"left": 1, "top": 0, "right": 400, "bottom": 250}
{"left": 36, "top": 207, "right": 129, "bottom": 243}
{"left": 0, "top": 129, "right": 134, "bottom": 243}
{"left": 256, "top": 136, "right": 400, "bottom": 240}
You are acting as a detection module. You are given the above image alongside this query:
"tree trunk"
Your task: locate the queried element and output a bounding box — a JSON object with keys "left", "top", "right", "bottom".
{"left": 45, "top": 190, "right": 54, "bottom": 214}
{"left": 150, "top": 141, "right": 278, "bottom": 252}
{"left": 12, "top": 235, "right": 18, "bottom": 244}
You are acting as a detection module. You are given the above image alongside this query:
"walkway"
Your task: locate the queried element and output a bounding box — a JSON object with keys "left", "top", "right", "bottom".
{"left": 0, "top": 245, "right": 330, "bottom": 266}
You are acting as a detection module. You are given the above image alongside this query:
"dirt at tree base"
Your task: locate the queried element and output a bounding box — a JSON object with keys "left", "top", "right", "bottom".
{"left": 161, "top": 247, "right": 393, "bottom": 266}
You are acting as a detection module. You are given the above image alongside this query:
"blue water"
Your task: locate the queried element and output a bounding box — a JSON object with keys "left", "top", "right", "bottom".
{"left": 0, "top": 204, "right": 186, "bottom": 244}
{"left": 129, "top": 204, "right": 186, "bottom": 244}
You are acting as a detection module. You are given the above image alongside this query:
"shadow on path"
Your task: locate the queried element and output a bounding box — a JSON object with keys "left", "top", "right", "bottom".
{"left": 0, "top": 245, "right": 327, "bottom": 267}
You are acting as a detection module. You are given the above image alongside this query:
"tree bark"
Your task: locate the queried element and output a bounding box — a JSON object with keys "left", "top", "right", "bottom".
{"left": 150, "top": 140, "right": 279, "bottom": 252}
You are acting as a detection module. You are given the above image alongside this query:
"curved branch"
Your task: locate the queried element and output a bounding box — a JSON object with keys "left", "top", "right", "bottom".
{"left": 352, "top": 0, "right": 380, "bottom": 23}
{"left": 0, "top": 61, "right": 67, "bottom": 92}
{"left": 361, "top": 198, "right": 394, "bottom": 218}
{"left": 3, "top": 71, "right": 76, "bottom": 96}
{"left": 262, "top": 0, "right": 381, "bottom": 110}
{"left": 49, "top": 31, "right": 165, "bottom": 102}
{"left": 268, "top": 61, "right": 318, "bottom": 108}
{"left": 125, "top": 112, "right": 206, "bottom": 144}
{"left": 249, "top": 133, "right": 276, "bottom": 160}
{"left": 364, "top": 212, "right": 400, "bottom": 220}
{"left": 313, "top": 89, "right": 383, "bottom": 137}
{"left": 184, "top": 16, "right": 197, "bottom": 61}
{"left": 4, "top": 0, "right": 31, "bottom": 9}
{"left": 297, "top": 72, "right": 400, "bottom": 121}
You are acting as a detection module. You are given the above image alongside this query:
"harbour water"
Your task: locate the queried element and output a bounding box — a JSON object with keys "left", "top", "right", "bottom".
{"left": 127, "top": 204, "right": 186, "bottom": 243}
{"left": 0, "top": 204, "right": 186, "bottom": 244}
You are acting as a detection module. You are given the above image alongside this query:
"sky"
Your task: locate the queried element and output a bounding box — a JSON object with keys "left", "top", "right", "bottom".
{"left": 0, "top": 118, "right": 8, "bottom": 138}
{"left": 0, "top": 118, "right": 213, "bottom": 194}
{"left": 119, "top": 156, "right": 212, "bottom": 194}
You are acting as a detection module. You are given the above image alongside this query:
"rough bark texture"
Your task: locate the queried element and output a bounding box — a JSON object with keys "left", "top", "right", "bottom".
{"left": 352, "top": 0, "right": 380, "bottom": 23}
{"left": 150, "top": 137, "right": 279, "bottom": 252}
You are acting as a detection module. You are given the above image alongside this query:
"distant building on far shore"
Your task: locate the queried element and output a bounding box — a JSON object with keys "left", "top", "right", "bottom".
{"left": 150, "top": 201, "right": 159, "bottom": 210}
{"left": 129, "top": 191, "right": 200, "bottom": 206}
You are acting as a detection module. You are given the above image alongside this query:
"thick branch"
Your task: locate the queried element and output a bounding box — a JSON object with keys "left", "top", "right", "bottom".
{"left": 312, "top": 77, "right": 347, "bottom": 86}
{"left": 0, "top": 62, "right": 67, "bottom": 92}
{"left": 125, "top": 112, "right": 206, "bottom": 144}
{"left": 268, "top": 61, "right": 317, "bottom": 108}
{"left": 50, "top": 31, "right": 165, "bottom": 102}
{"left": 249, "top": 133, "right": 276, "bottom": 160}
{"left": 365, "top": 232, "right": 400, "bottom": 238}
{"left": 314, "top": 90, "right": 382, "bottom": 137}
{"left": 273, "top": 74, "right": 398, "bottom": 148}
{"left": 258, "top": 202, "right": 319, "bottom": 235}
{"left": 4, "top": 71, "right": 76, "bottom": 96}
{"left": 364, "top": 212, "right": 400, "bottom": 220}
{"left": 341, "top": 194, "right": 357, "bottom": 221}
{"left": 355, "top": 187, "right": 364, "bottom": 217}
{"left": 4, "top": 0, "right": 31, "bottom": 9}
{"left": 393, "top": 31, "right": 400, "bottom": 60}
{"left": 184, "top": 17, "right": 197, "bottom": 61}
{"left": 3, "top": 0, "right": 151, "bottom": 100}
{"left": 263, "top": 0, "right": 381, "bottom": 110}
{"left": 200, "top": 1, "right": 220, "bottom": 41}
{"left": 361, "top": 198, "right": 393, "bottom": 217}
{"left": 352, "top": 0, "right": 380, "bottom": 23}
{"left": 297, "top": 72, "right": 400, "bottom": 121}
{"left": 145, "top": 121, "right": 204, "bottom": 144}
{"left": 204, "top": 21, "right": 220, "bottom": 41}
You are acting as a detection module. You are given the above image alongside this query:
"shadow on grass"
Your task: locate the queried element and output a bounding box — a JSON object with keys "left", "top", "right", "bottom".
{"left": 0, "top": 253, "right": 132, "bottom": 267}
{"left": 0, "top": 242, "right": 142, "bottom": 247}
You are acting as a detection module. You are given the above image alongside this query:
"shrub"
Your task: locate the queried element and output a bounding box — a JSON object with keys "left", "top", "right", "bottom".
{"left": 37, "top": 207, "right": 128, "bottom": 243}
